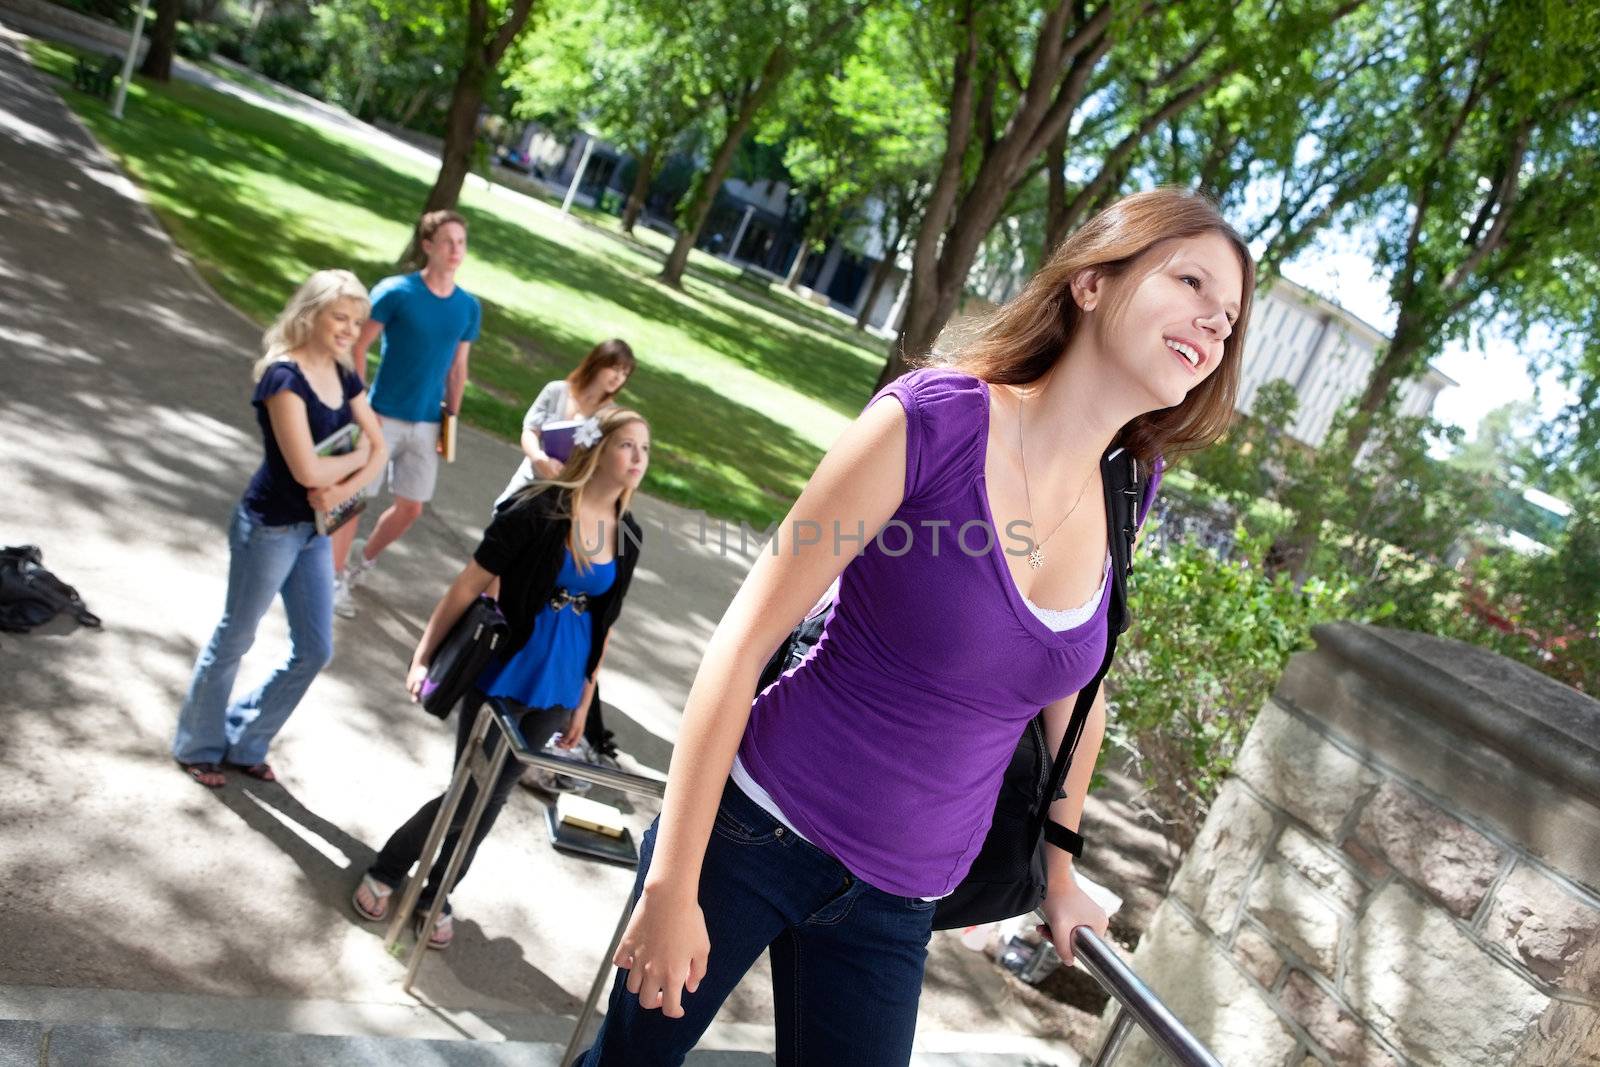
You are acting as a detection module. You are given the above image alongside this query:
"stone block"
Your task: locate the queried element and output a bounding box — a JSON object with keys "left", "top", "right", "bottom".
{"left": 1233, "top": 701, "right": 1379, "bottom": 838}
{"left": 1275, "top": 626, "right": 1600, "bottom": 894}
{"left": 1280, "top": 971, "right": 1400, "bottom": 1067}
{"left": 1353, "top": 780, "right": 1504, "bottom": 918}
{"left": 0, "top": 1021, "right": 44, "bottom": 1067}
{"left": 1246, "top": 861, "right": 1343, "bottom": 977}
{"left": 1485, "top": 863, "right": 1600, "bottom": 996}
{"left": 1512, "top": 999, "right": 1600, "bottom": 1066}
{"left": 1345, "top": 883, "right": 1549, "bottom": 1067}
{"left": 1341, "top": 836, "right": 1390, "bottom": 881}
{"left": 1276, "top": 826, "right": 1367, "bottom": 911}
{"left": 1169, "top": 778, "right": 1276, "bottom": 935}
{"left": 1231, "top": 923, "right": 1282, "bottom": 988}
{"left": 1097, "top": 901, "right": 1299, "bottom": 1067}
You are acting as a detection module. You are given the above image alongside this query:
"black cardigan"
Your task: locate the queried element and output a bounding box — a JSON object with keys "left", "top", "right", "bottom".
{"left": 474, "top": 489, "right": 642, "bottom": 682}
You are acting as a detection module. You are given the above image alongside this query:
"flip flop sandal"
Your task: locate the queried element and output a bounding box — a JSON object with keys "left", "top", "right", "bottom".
{"left": 416, "top": 910, "right": 454, "bottom": 950}
{"left": 223, "top": 761, "right": 277, "bottom": 782}
{"left": 351, "top": 874, "right": 392, "bottom": 922}
{"left": 179, "top": 761, "right": 226, "bottom": 789}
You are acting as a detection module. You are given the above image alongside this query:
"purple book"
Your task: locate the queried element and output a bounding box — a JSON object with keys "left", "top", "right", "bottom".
{"left": 540, "top": 419, "right": 583, "bottom": 462}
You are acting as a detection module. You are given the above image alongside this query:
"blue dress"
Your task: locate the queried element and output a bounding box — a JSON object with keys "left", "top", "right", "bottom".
{"left": 477, "top": 548, "right": 616, "bottom": 710}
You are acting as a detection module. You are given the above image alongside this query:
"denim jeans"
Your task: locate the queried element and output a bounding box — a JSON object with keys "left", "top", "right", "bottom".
{"left": 367, "top": 694, "right": 567, "bottom": 913}
{"left": 580, "top": 780, "right": 936, "bottom": 1067}
{"left": 172, "top": 505, "right": 334, "bottom": 766}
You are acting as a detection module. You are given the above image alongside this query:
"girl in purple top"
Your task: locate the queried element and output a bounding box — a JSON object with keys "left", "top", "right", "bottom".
{"left": 583, "top": 189, "right": 1256, "bottom": 1066}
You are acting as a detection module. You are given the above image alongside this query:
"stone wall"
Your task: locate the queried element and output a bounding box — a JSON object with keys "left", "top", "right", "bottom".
{"left": 1102, "top": 623, "right": 1600, "bottom": 1067}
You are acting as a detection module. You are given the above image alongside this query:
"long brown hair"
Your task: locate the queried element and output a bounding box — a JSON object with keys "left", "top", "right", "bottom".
{"left": 513, "top": 407, "right": 649, "bottom": 571}
{"left": 566, "top": 339, "right": 637, "bottom": 410}
{"left": 945, "top": 187, "right": 1255, "bottom": 463}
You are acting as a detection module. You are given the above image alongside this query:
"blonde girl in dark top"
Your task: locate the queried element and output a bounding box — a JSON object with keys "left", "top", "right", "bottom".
{"left": 173, "top": 269, "right": 387, "bottom": 788}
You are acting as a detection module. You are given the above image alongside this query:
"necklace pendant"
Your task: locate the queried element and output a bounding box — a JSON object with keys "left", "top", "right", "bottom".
{"left": 1027, "top": 547, "right": 1044, "bottom": 569}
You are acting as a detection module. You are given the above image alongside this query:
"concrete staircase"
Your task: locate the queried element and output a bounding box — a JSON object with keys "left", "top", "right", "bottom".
{"left": 0, "top": 983, "right": 1075, "bottom": 1066}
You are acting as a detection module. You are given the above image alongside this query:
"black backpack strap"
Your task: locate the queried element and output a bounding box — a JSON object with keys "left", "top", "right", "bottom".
{"left": 1036, "top": 448, "right": 1144, "bottom": 854}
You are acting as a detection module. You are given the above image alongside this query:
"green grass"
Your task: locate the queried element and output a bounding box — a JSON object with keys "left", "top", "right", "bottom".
{"left": 28, "top": 40, "right": 886, "bottom": 523}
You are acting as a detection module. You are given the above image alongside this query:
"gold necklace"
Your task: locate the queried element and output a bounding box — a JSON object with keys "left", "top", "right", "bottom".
{"left": 1017, "top": 386, "right": 1098, "bottom": 570}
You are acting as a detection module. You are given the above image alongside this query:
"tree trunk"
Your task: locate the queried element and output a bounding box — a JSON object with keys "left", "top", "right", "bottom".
{"left": 400, "top": 0, "right": 536, "bottom": 265}
{"left": 621, "top": 141, "right": 660, "bottom": 234}
{"left": 660, "top": 46, "right": 791, "bottom": 288}
{"left": 138, "top": 0, "right": 181, "bottom": 81}
{"left": 1346, "top": 311, "right": 1424, "bottom": 457}
{"left": 784, "top": 242, "right": 811, "bottom": 290}
{"left": 855, "top": 223, "right": 904, "bottom": 329}
{"left": 399, "top": 86, "right": 432, "bottom": 127}
{"left": 400, "top": 58, "right": 485, "bottom": 266}
{"left": 1043, "top": 127, "right": 1068, "bottom": 254}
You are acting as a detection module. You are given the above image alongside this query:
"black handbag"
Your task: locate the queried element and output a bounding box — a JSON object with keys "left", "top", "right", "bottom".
{"left": 421, "top": 595, "right": 510, "bottom": 719}
{"left": 755, "top": 447, "right": 1146, "bottom": 929}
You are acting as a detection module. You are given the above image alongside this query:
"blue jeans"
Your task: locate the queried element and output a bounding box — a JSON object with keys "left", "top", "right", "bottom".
{"left": 172, "top": 505, "right": 334, "bottom": 766}
{"left": 581, "top": 780, "right": 936, "bottom": 1067}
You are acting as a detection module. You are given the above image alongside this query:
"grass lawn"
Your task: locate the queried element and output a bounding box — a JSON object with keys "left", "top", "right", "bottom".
{"left": 27, "top": 40, "right": 887, "bottom": 524}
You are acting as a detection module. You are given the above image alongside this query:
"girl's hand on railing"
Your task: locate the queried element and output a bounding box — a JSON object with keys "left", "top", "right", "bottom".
{"left": 1038, "top": 876, "right": 1109, "bottom": 965}
{"left": 614, "top": 885, "right": 710, "bottom": 1019}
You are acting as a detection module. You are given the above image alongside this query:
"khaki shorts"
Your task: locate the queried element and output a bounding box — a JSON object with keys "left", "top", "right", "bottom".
{"left": 366, "top": 416, "right": 440, "bottom": 503}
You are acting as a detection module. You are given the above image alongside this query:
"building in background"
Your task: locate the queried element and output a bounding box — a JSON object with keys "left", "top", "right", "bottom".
{"left": 1240, "top": 275, "right": 1454, "bottom": 448}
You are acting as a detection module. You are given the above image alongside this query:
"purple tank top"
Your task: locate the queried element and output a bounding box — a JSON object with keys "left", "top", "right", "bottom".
{"left": 737, "top": 368, "right": 1158, "bottom": 897}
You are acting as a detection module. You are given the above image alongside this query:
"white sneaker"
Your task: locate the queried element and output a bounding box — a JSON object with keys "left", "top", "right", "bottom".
{"left": 346, "top": 543, "right": 377, "bottom": 590}
{"left": 545, "top": 732, "right": 594, "bottom": 795}
{"left": 332, "top": 571, "right": 357, "bottom": 618}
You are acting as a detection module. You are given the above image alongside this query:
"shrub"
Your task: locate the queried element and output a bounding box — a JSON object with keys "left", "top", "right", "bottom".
{"left": 1108, "top": 527, "right": 1348, "bottom": 847}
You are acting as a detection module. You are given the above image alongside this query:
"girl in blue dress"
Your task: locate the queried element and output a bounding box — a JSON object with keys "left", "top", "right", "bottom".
{"left": 352, "top": 408, "right": 651, "bottom": 949}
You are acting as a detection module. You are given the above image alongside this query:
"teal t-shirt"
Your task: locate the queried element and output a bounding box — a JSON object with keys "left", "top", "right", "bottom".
{"left": 367, "top": 272, "right": 481, "bottom": 423}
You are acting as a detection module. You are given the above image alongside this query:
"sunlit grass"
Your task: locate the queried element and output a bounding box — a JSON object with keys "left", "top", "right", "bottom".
{"left": 28, "top": 40, "right": 886, "bottom": 523}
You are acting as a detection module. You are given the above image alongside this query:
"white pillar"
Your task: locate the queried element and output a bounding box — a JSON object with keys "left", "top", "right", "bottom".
{"left": 885, "top": 269, "right": 912, "bottom": 332}
{"left": 724, "top": 204, "right": 755, "bottom": 263}
{"left": 112, "top": 0, "right": 150, "bottom": 120}
{"left": 560, "top": 136, "right": 596, "bottom": 216}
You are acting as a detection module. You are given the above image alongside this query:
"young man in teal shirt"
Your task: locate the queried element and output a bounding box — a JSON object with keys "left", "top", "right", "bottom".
{"left": 332, "top": 210, "right": 481, "bottom": 617}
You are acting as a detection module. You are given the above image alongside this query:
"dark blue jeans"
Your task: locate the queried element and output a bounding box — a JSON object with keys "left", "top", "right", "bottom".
{"left": 580, "top": 780, "right": 936, "bottom": 1067}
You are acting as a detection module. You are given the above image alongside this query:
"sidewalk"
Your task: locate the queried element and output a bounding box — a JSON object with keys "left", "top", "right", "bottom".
{"left": 0, "top": 24, "right": 1084, "bottom": 1064}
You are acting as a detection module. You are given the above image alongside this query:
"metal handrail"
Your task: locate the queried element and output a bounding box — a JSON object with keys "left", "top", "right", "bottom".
{"left": 1071, "top": 925, "right": 1222, "bottom": 1066}
{"left": 388, "top": 699, "right": 1218, "bottom": 1067}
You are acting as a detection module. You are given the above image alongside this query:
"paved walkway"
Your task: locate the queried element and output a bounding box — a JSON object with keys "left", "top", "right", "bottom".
{"left": 0, "top": 24, "right": 1086, "bottom": 1064}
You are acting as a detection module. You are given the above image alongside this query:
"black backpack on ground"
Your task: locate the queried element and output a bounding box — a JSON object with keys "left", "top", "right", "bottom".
{"left": 0, "top": 545, "right": 101, "bottom": 639}
{"left": 755, "top": 447, "right": 1147, "bottom": 930}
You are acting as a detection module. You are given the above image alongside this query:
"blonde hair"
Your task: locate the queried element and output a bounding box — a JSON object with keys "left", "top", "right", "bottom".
{"left": 945, "top": 187, "right": 1256, "bottom": 463}
{"left": 514, "top": 408, "right": 650, "bottom": 571}
{"left": 252, "top": 269, "right": 371, "bottom": 381}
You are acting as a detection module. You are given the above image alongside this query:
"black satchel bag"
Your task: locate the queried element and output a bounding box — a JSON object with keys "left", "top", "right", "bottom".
{"left": 755, "top": 447, "right": 1147, "bottom": 929}
{"left": 0, "top": 545, "right": 101, "bottom": 639}
{"left": 421, "top": 595, "right": 510, "bottom": 719}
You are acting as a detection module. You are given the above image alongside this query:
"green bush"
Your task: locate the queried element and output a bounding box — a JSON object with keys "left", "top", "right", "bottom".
{"left": 1108, "top": 527, "right": 1348, "bottom": 847}
{"left": 175, "top": 20, "right": 219, "bottom": 60}
{"left": 237, "top": 12, "right": 330, "bottom": 99}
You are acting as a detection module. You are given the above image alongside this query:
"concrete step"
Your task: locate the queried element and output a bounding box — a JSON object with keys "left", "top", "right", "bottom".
{"left": 0, "top": 982, "right": 1077, "bottom": 1066}
{"left": 1, "top": 1018, "right": 1069, "bottom": 1066}
{"left": 0, "top": 1018, "right": 770, "bottom": 1065}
